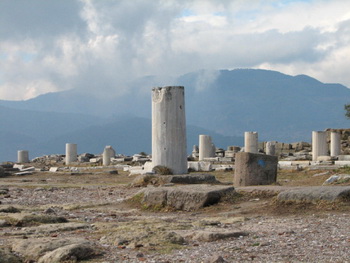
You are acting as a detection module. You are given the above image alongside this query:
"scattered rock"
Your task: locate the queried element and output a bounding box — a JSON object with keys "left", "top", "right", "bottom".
{"left": 165, "top": 232, "right": 187, "bottom": 245}
{"left": 0, "top": 188, "right": 9, "bottom": 195}
{"left": 0, "top": 219, "right": 9, "bottom": 227}
{"left": 12, "top": 237, "right": 92, "bottom": 261}
{"left": 10, "top": 214, "right": 68, "bottom": 226}
{"left": 0, "top": 206, "right": 21, "bottom": 213}
{"left": 0, "top": 248, "right": 23, "bottom": 263}
{"left": 44, "top": 208, "right": 56, "bottom": 214}
{"left": 37, "top": 243, "right": 98, "bottom": 263}
{"left": 206, "top": 254, "right": 227, "bottom": 263}
{"left": 193, "top": 231, "right": 249, "bottom": 242}
{"left": 323, "top": 174, "right": 350, "bottom": 185}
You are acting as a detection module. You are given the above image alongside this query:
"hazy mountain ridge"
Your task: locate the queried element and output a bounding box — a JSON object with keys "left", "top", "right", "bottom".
{"left": 1, "top": 68, "right": 349, "bottom": 161}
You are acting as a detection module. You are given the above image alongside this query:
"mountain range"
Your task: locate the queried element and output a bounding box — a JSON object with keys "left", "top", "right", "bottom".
{"left": 0, "top": 68, "right": 349, "bottom": 161}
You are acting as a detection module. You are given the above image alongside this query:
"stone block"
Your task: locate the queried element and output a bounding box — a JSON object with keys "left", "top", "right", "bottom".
{"left": 137, "top": 185, "right": 235, "bottom": 211}
{"left": 234, "top": 152, "right": 278, "bottom": 186}
{"left": 335, "top": 161, "right": 350, "bottom": 166}
{"left": 277, "top": 186, "right": 350, "bottom": 203}
{"left": 338, "top": 155, "right": 350, "bottom": 161}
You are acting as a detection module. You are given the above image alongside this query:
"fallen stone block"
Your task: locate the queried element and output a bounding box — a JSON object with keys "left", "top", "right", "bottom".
{"left": 12, "top": 238, "right": 93, "bottom": 262}
{"left": 136, "top": 185, "right": 235, "bottom": 211}
{"left": 38, "top": 243, "right": 97, "bottom": 263}
{"left": 277, "top": 186, "right": 350, "bottom": 203}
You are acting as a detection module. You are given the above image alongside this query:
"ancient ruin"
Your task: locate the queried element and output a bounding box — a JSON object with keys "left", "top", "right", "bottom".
{"left": 17, "top": 150, "right": 29, "bottom": 163}
{"left": 244, "top": 131, "right": 258, "bottom": 153}
{"left": 65, "top": 143, "right": 77, "bottom": 165}
{"left": 151, "top": 86, "right": 187, "bottom": 175}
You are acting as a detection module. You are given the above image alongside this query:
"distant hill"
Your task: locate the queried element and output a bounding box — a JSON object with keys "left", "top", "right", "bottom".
{"left": 1, "top": 68, "right": 349, "bottom": 161}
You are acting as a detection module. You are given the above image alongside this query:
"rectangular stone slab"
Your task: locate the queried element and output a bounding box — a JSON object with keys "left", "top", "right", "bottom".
{"left": 138, "top": 185, "right": 235, "bottom": 211}
{"left": 277, "top": 186, "right": 350, "bottom": 203}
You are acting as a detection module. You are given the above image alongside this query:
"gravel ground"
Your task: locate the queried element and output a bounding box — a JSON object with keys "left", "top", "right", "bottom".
{"left": 1, "top": 172, "right": 350, "bottom": 262}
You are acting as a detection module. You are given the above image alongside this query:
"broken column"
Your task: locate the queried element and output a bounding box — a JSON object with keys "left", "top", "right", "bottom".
{"left": 330, "top": 131, "right": 341, "bottom": 157}
{"left": 199, "top": 135, "right": 214, "bottom": 161}
{"left": 244, "top": 131, "right": 258, "bottom": 153}
{"left": 234, "top": 152, "right": 278, "bottom": 186}
{"left": 103, "top": 145, "right": 116, "bottom": 166}
{"left": 17, "top": 150, "right": 29, "bottom": 163}
{"left": 152, "top": 86, "right": 187, "bottom": 174}
{"left": 266, "top": 141, "right": 276, "bottom": 156}
{"left": 312, "top": 131, "right": 328, "bottom": 161}
{"left": 65, "top": 143, "right": 77, "bottom": 165}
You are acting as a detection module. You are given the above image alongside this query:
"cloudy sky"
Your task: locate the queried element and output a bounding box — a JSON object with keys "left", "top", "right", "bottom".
{"left": 0, "top": 0, "right": 349, "bottom": 100}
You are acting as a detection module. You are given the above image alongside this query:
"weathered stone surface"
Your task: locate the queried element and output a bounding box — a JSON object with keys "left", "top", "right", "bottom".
{"left": 193, "top": 230, "right": 249, "bottom": 242}
{"left": 137, "top": 185, "right": 235, "bottom": 211}
{"left": 10, "top": 223, "right": 89, "bottom": 236}
{"left": 12, "top": 238, "right": 91, "bottom": 261}
{"left": 168, "top": 174, "right": 221, "bottom": 184}
{"left": 277, "top": 186, "right": 350, "bottom": 203}
{"left": 234, "top": 152, "right": 278, "bottom": 186}
{"left": 38, "top": 243, "right": 97, "bottom": 263}
{"left": 6, "top": 214, "right": 67, "bottom": 226}
{"left": 323, "top": 174, "right": 350, "bottom": 185}
{"left": 0, "top": 248, "right": 23, "bottom": 263}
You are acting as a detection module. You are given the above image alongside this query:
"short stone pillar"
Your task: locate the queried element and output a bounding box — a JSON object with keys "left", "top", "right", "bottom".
{"left": 152, "top": 86, "right": 187, "bottom": 174}
{"left": 65, "top": 143, "right": 77, "bottom": 165}
{"left": 244, "top": 131, "right": 258, "bottom": 153}
{"left": 199, "top": 135, "right": 214, "bottom": 161}
{"left": 312, "top": 131, "right": 328, "bottom": 161}
{"left": 234, "top": 152, "right": 278, "bottom": 186}
{"left": 17, "top": 150, "right": 29, "bottom": 163}
{"left": 192, "top": 145, "right": 199, "bottom": 158}
{"left": 266, "top": 141, "right": 276, "bottom": 156}
{"left": 103, "top": 145, "right": 116, "bottom": 166}
{"left": 330, "top": 132, "right": 341, "bottom": 157}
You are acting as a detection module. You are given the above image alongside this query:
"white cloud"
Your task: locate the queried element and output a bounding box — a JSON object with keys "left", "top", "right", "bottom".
{"left": 0, "top": 0, "right": 349, "bottom": 101}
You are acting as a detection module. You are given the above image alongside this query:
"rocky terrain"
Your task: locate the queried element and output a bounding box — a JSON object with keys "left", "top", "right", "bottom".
{"left": 1, "top": 165, "right": 350, "bottom": 262}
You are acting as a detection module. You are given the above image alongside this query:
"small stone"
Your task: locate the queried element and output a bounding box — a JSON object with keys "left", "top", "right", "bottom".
{"left": 206, "top": 255, "right": 227, "bottom": 263}
{"left": 136, "top": 252, "right": 144, "bottom": 258}
{"left": 44, "top": 208, "right": 56, "bottom": 214}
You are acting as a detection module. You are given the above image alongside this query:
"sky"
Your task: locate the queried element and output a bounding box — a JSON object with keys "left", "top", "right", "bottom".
{"left": 0, "top": 0, "right": 350, "bottom": 100}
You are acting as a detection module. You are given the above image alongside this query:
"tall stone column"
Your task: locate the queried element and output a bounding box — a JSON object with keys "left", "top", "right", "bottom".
{"left": 65, "top": 143, "right": 77, "bottom": 165}
{"left": 330, "top": 131, "right": 341, "bottom": 157}
{"left": 266, "top": 141, "right": 276, "bottom": 156}
{"left": 312, "top": 131, "right": 328, "bottom": 161}
{"left": 199, "top": 135, "right": 213, "bottom": 161}
{"left": 17, "top": 150, "right": 29, "bottom": 163}
{"left": 103, "top": 145, "right": 115, "bottom": 166}
{"left": 152, "top": 86, "right": 187, "bottom": 174}
{"left": 244, "top": 132, "right": 258, "bottom": 153}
